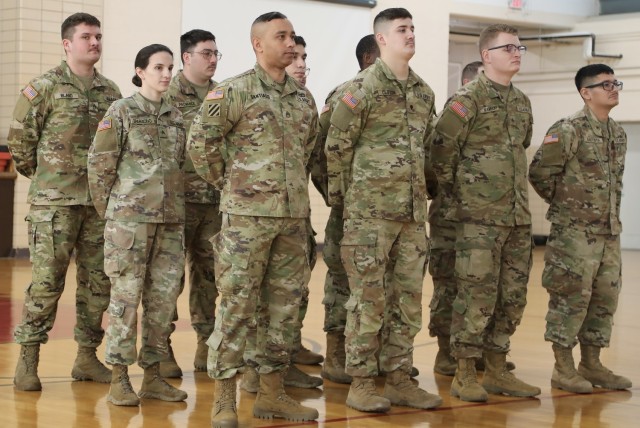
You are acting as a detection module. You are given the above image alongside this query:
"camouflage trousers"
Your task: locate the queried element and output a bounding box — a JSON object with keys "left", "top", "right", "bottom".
{"left": 450, "top": 223, "right": 532, "bottom": 359}
{"left": 169, "top": 202, "right": 221, "bottom": 341}
{"left": 207, "top": 214, "right": 308, "bottom": 379}
{"left": 244, "top": 218, "right": 315, "bottom": 366}
{"left": 322, "top": 205, "right": 350, "bottom": 333}
{"left": 14, "top": 205, "right": 110, "bottom": 347}
{"left": 342, "top": 218, "right": 427, "bottom": 377}
{"left": 427, "top": 220, "right": 457, "bottom": 337}
{"left": 104, "top": 221, "right": 184, "bottom": 368}
{"left": 543, "top": 224, "right": 621, "bottom": 348}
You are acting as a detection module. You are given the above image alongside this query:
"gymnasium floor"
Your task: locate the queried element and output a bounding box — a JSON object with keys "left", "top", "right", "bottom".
{"left": 0, "top": 247, "right": 637, "bottom": 427}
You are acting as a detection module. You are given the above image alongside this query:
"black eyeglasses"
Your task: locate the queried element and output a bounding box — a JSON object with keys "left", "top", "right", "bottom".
{"left": 189, "top": 50, "right": 222, "bottom": 61}
{"left": 583, "top": 80, "right": 623, "bottom": 91}
{"left": 486, "top": 44, "right": 527, "bottom": 55}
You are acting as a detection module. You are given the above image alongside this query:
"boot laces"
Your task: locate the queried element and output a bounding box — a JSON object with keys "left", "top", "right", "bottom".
{"left": 357, "top": 378, "right": 380, "bottom": 397}
{"left": 119, "top": 371, "right": 135, "bottom": 395}
{"left": 216, "top": 380, "right": 237, "bottom": 411}
{"left": 461, "top": 362, "right": 478, "bottom": 386}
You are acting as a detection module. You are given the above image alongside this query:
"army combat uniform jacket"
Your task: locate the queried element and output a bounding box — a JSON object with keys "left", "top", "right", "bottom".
{"left": 529, "top": 105, "right": 626, "bottom": 235}
{"left": 431, "top": 72, "right": 533, "bottom": 226}
{"left": 325, "top": 58, "right": 437, "bottom": 222}
{"left": 165, "top": 71, "right": 219, "bottom": 204}
{"left": 7, "top": 60, "right": 121, "bottom": 205}
{"left": 88, "top": 93, "right": 186, "bottom": 223}
{"left": 187, "top": 63, "right": 319, "bottom": 218}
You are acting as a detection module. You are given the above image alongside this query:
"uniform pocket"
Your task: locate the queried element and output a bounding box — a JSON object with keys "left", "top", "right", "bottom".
{"left": 104, "top": 224, "right": 136, "bottom": 278}
{"left": 26, "top": 210, "right": 56, "bottom": 265}
{"left": 455, "top": 248, "right": 493, "bottom": 284}
{"left": 340, "top": 230, "right": 378, "bottom": 276}
{"left": 542, "top": 243, "right": 585, "bottom": 293}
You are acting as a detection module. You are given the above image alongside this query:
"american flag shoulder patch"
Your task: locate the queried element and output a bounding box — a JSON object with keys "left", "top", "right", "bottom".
{"left": 543, "top": 133, "right": 559, "bottom": 144}
{"left": 22, "top": 85, "right": 38, "bottom": 101}
{"left": 450, "top": 101, "right": 468, "bottom": 118}
{"left": 341, "top": 91, "right": 360, "bottom": 109}
{"left": 207, "top": 89, "right": 224, "bottom": 100}
{"left": 97, "top": 118, "right": 112, "bottom": 131}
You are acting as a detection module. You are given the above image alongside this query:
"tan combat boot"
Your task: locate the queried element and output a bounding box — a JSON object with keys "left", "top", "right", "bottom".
{"left": 383, "top": 370, "right": 442, "bottom": 409}
{"left": 292, "top": 344, "right": 324, "bottom": 365}
{"left": 577, "top": 344, "right": 632, "bottom": 390}
{"left": 211, "top": 377, "right": 238, "bottom": 428}
{"left": 107, "top": 364, "right": 140, "bottom": 406}
{"left": 482, "top": 351, "right": 541, "bottom": 397}
{"left": 253, "top": 371, "right": 319, "bottom": 421}
{"left": 14, "top": 344, "right": 42, "bottom": 391}
{"left": 346, "top": 376, "right": 391, "bottom": 412}
{"left": 159, "top": 342, "right": 182, "bottom": 378}
{"left": 284, "top": 364, "right": 323, "bottom": 388}
{"left": 194, "top": 335, "right": 208, "bottom": 372}
{"left": 476, "top": 352, "right": 516, "bottom": 372}
{"left": 138, "top": 362, "right": 187, "bottom": 401}
{"left": 434, "top": 336, "right": 456, "bottom": 376}
{"left": 551, "top": 343, "right": 592, "bottom": 393}
{"left": 240, "top": 365, "right": 259, "bottom": 393}
{"left": 450, "top": 358, "right": 488, "bottom": 402}
{"left": 71, "top": 346, "right": 112, "bottom": 383}
{"left": 321, "top": 331, "right": 352, "bottom": 384}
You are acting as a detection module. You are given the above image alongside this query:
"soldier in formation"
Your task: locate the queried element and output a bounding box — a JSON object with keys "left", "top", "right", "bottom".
{"left": 187, "top": 11, "right": 320, "bottom": 426}
{"left": 163, "top": 29, "right": 223, "bottom": 378}
{"left": 529, "top": 63, "right": 632, "bottom": 393}
{"left": 9, "top": 12, "right": 121, "bottom": 391}
{"left": 88, "top": 44, "right": 188, "bottom": 406}
{"left": 325, "top": 7, "right": 442, "bottom": 413}
{"left": 431, "top": 23, "right": 541, "bottom": 402}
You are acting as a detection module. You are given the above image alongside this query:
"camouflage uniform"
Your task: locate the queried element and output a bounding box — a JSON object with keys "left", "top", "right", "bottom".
{"left": 7, "top": 60, "right": 121, "bottom": 347}
{"left": 325, "top": 58, "right": 436, "bottom": 377}
{"left": 427, "top": 193, "right": 457, "bottom": 337}
{"left": 310, "top": 81, "right": 351, "bottom": 333}
{"left": 87, "top": 93, "right": 186, "bottom": 367}
{"left": 529, "top": 105, "right": 626, "bottom": 348}
{"left": 165, "top": 71, "right": 221, "bottom": 341}
{"left": 431, "top": 72, "right": 533, "bottom": 359}
{"left": 187, "top": 63, "right": 319, "bottom": 379}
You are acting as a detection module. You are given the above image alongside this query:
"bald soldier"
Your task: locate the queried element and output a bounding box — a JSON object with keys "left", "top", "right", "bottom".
{"left": 187, "top": 12, "right": 319, "bottom": 426}
{"left": 430, "top": 23, "right": 540, "bottom": 402}
{"left": 8, "top": 12, "right": 121, "bottom": 391}
{"left": 239, "top": 32, "right": 323, "bottom": 395}
{"left": 529, "top": 64, "right": 631, "bottom": 393}
{"left": 326, "top": 8, "right": 441, "bottom": 413}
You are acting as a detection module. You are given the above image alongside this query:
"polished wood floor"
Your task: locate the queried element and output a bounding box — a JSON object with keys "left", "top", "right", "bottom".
{"left": 0, "top": 247, "right": 637, "bottom": 427}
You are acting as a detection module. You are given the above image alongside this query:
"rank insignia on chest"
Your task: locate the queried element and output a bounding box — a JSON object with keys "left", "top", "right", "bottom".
{"left": 450, "top": 101, "right": 468, "bottom": 118}
{"left": 543, "top": 133, "right": 559, "bottom": 144}
{"left": 208, "top": 103, "right": 221, "bottom": 117}
{"left": 341, "top": 91, "right": 360, "bottom": 109}
{"left": 22, "top": 85, "right": 38, "bottom": 101}
{"left": 97, "top": 118, "right": 112, "bottom": 131}
{"left": 207, "top": 89, "right": 224, "bottom": 100}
